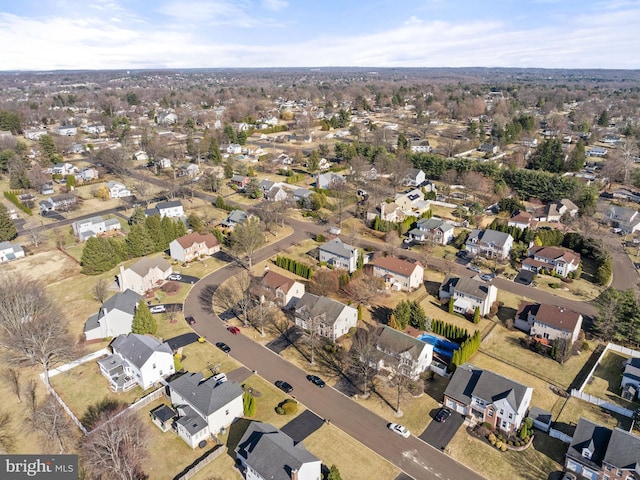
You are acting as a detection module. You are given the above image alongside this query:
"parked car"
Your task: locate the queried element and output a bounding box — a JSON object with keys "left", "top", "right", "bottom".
{"left": 468, "top": 265, "right": 482, "bottom": 274}
{"left": 306, "top": 375, "right": 325, "bottom": 388}
{"left": 215, "top": 342, "right": 231, "bottom": 354}
{"left": 186, "top": 316, "right": 196, "bottom": 325}
{"left": 561, "top": 472, "right": 577, "bottom": 480}
{"left": 388, "top": 423, "right": 410, "bottom": 438}
{"left": 275, "top": 381, "right": 293, "bottom": 393}
{"left": 456, "top": 250, "right": 467, "bottom": 258}
{"left": 227, "top": 326, "right": 241, "bottom": 335}
{"left": 149, "top": 305, "right": 166, "bottom": 314}
{"left": 434, "top": 407, "right": 452, "bottom": 423}
{"left": 212, "top": 373, "right": 227, "bottom": 386}
{"left": 480, "top": 273, "right": 496, "bottom": 282}
{"left": 168, "top": 274, "right": 182, "bottom": 281}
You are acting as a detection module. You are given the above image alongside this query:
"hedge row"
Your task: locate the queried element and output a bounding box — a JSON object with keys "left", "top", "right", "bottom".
{"left": 430, "top": 319, "right": 470, "bottom": 344}
{"left": 274, "top": 255, "right": 313, "bottom": 279}
{"left": 4, "top": 191, "right": 32, "bottom": 215}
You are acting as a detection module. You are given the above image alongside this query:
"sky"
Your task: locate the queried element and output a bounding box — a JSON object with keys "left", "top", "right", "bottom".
{"left": 1, "top": 0, "right": 640, "bottom": 71}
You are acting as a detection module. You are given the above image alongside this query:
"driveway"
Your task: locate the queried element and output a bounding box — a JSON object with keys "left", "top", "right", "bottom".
{"left": 169, "top": 274, "right": 200, "bottom": 284}
{"left": 419, "top": 409, "right": 465, "bottom": 450}
{"left": 281, "top": 410, "right": 325, "bottom": 443}
{"left": 166, "top": 333, "right": 200, "bottom": 350}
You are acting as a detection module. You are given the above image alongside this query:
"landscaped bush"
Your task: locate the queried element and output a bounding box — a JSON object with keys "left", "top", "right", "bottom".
{"left": 281, "top": 399, "right": 297, "bottom": 415}
{"left": 161, "top": 281, "right": 180, "bottom": 294}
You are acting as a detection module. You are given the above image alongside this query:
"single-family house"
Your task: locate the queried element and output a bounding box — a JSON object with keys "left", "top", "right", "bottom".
{"left": 265, "top": 186, "right": 287, "bottom": 202}
{"left": 235, "top": 421, "right": 321, "bottom": 480}
{"left": 261, "top": 270, "right": 305, "bottom": 309}
{"left": 145, "top": 201, "right": 185, "bottom": 219}
{"left": 316, "top": 172, "right": 345, "bottom": 190}
{"left": 621, "top": 358, "right": 640, "bottom": 401}
{"left": 133, "top": 150, "right": 149, "bottom": 162}
{"left": 84, "top": 289, "right": 143, "bottom": 341}
{"left": 439, "top": 275, "right": 497, "bottom": 317}
{"left": 520, "top": 138, "right": 538, "bottom": 148}
{"left": 378, "top": 201, "right": 406, "bottom": 223}
{"left": 522, "top": 246, "right": 581, "bottom": 278}
{"left": 220, "top": 209, "right": 248, "bottom": 229}
{"left": 0, "top": 241, "right": 25, "bottom": 263}
{"left": 231, "top": 175, "right": 251, "bottom": 190}
{"left": 293, "top": 188, "right": 313, "bottom": 206}
{"left": 294, "top": 293, "right": 358, "bottom": 341}
{"left": 227, "top": 144, "right": 242, "bottom": 155}
{"left": 373, "top": 326, "right": 433, "bottom": 380}
{"left": 117, "top": 257, "right": 172, "bottom": 294}
{"left": 604, "top": 205, "right": 640, "bottom": 234}
{"left": 24, "top": 128, "right": 48, "bottom": 140}
{"left": 39, "top": 194, "right": 77, "bottom": 214}
{"left": 318, "top": 238, "right": 359, "bottom": 273}
{"left": 169, "top": 372, "right": 244, "bottom": 448}
{"left": 84, "top": 124, "right": 106, "bottom": 135}
{"left": 157, "top": 112, "right": 178, "bottom": 125}
{"left": 408, "top": 217, "right": 454, "bottom": 245}
{"left": 465, "top": 229, "right": 514, "bottom": 260}
{"left": 515, "top": 302, "right": 583, "bottom": 344}
{"left": 478, "top": 143, "right": 499, "bottom": 155}
{"left": 77, "top": 167, "right": 99, "bottom": 182}
{"left": 394, "top": 189, "right": 430, "bottom": 216}
{"left": 587, "top": 147, "right": 608, "bottom": 157}
{"left": 68, "top": 143, "right": 84, "bottom": 154}
{"left": 410, "top": 144, "right": 432, "bottom": 154}
{"left": 41, "top": 183, "right": 55, "bottom": 195}
{"left": 52, "top": 162, "right": 77, "bottom": 175}
{"left": 534, "top": 199, "right": 579, "bottom": 222}
{"left": 72, "top": 215, "right": 122, "bottom": 241}
{"left": 507, "top": 210, "right": 536, "bottom": 230}
{"left": 369, "top": 255, "right": 424, "bottom": 292}
{"left": 155, "top": 157, "right": 172, "bottom": 169}
{"left": 443, "top": 364, "right": 533, "bottom": 435}
{"left": 565, "top": 418, "right": 640, "bottom": 480}
{"left": 169, "top": 232, "right": 220, "bottom": 262}
{"left": 56, "top": 125, "right": 77, "bottom": 136}
{"left": 97, "top": 333, "right": 174, "bottom": 392}
{"left": 178, "top": 163, "right": 200, "bottom": 178}
{"left": 106, "top": 181, "right": 132, "bottom": 198}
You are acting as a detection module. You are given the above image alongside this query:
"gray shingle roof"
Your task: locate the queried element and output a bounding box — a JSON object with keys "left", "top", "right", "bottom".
{"left": 110, "top": 333, "right": 171, "bottom": 370}
{"left": 444, "top": 364, "right": 530, "bottom": 412}
{"left": 604, "top": 426, "right": 640, "bottom": 470}
{"left": 101, "top": 289, "right": 143, "bottom": 317}
{"left": 128, "top": 257, "right": 171, "bottom": 277}
{"left": 236, "top": 421, "right": 319, "bottom": 480}
{"left": 467, "top": 228, "right": 512, "bottom": 248}
{"left": 169, "top": 372, "right": 243, "bottom": 417}
{"left": 375, "top": 326, "right": 430, "bottom": 362}
{"left": 295, "top": 293, "right": 349, "bottom": 326}
{"left": 417, "top": 217, "right": 454, "bottom": 232}
{"left": 319, "top": 238, "right": 357, "bottom": 259}
{"left": 157, "top": 200, "right": 183, "bottom": 210}
{"left": 175, "top": 405, "right": 209, "bottom": 435}
{"left": 441, "top": 275, "right": 491, "bottom": 301}
{"left": 567, "top": 418, "right": 612, "bottom": 469}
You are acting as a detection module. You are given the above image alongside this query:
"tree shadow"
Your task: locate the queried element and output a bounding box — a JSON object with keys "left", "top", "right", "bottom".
{"left": 370, "top": 305, "right": 392, "bottom": 324}
{"left": 198, "top": 285, "right": 216, "bottom": 313}
{"left": 496, "top": 306, "right": 517, "bottom": 324}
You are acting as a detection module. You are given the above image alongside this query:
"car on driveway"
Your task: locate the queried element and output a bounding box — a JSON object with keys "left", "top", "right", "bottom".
{"left": 480, "top": 273, "right": 496, "bottom": 282}
{"left": 388, "top": 423, "right": 410, "bottom": 438}
{"left": 275, "top": 380, "right": 293, "bottom": 393}
{"left": 149, "top": 305, "right": 166, "bottom": 314}
{"left": 468, "top": 265, "right": 482, "bottom": 274}
{"left": 215, "top": 342, "right": 231, "bottom": 354}
{"left": 434, "top": 407, "right": 452, "bottom": 423}
{"left": 185, "top": 316, "right": 196, "bottom": 325}
{"left": 306, "top": 375, "right": 325, "bottom": 388}
{"left": 227, "top": 326, "right": 240, "bottom": 335}
{"left": 168, "top": 274, "right": 182, "bottom": 281}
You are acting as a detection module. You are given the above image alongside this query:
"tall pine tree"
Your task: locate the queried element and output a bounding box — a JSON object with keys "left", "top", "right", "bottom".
{"left": 126, "top": 224, "right": 155, "bottom": 258}
{"left": 81, "top": 237, "right": 121, "bottom": 275}
{"left": 132, "top": 300, "right": 157, "bottom": 335}
{"left": 0, "top": 204, "right": 18, "bottom": 241}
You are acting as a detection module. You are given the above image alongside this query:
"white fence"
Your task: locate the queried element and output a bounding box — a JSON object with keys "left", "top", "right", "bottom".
{"left": 49, "top": 387, "right": 89, "bottom": 436}
{"left": 549, "top": 428, "right": 572, "bottom": 444}
{"left": 570, "top": 389, "right": 634, "bottom": 418}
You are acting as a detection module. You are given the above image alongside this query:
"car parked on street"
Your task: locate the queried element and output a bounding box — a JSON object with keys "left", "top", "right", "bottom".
{"left": 275, "top": 380, "right": 293, "bottom": 393}
{"left": 388, "top": 423, "right": 410, "bottom": 438}
{"left": 480, "top": 273, "right": 496, "bottom": 282}
{"left": 215, "top": 342, "right": 230, "bottom": 353}
{"left": 227, "top": 326, "right": 240, "bottom": 335}
{"left": 468, "top": 265, "right": 482, "bottom": 274}
{"left": 306, "top": 375, "right": 325, "bottom": 388}
{"left": 435, "top": 407, "right": 452, "bottom": 423}
{"left": 186, "top": 316, "right": 196, "bottom": 325}
{"left": 149, "top": 305, "right": 166, "bottom": 314}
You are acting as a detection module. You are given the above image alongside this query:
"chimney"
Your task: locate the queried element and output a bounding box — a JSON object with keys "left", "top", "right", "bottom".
{"left": 291, "top": 468, "right": 298, "bottom": 480}
{"left": 119, "top": 265, "right": 126, "bottom": 291}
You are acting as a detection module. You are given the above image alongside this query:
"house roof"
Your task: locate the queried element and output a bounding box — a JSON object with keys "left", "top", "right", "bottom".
{"left": 527, "top": 406, "right": 552, "bottom": 426}
{"left": 110, "top": 333, "right": 172, "bottom": 370}
{"left": 175, "top": 405, "right": 209, "bottom": 435}
{"left": 174, "top": 232, "right": 219, "bottom": 250}
{"left": 567, "top": 418, "right": 612, "bottom": 469}
{"left": 128, "top": 257, "right": 171, "bottom": 277}
{"left": 295, "top": 293, "right": 351, "bottom": 326}
{"left": 371, "top": 255, "right": 422, "bottom": 278}
{"left": 623, "top": 358, "right": 640, "bottom": 382}
{"left": 560, "top": 198, "right": 578, "bottom": 211}
{"left": 101, "top": 289, "right": 143, "bottom": 317}
{"left": 528, "top": 246, "right": 580, "bottom": 266}
{"left": 444, "top": 363, "right": 531, "bottom": 412}
{"left": 467, "top": 229, "right": 512, "bottom": 248}
{"left": 223, "top": 210, "right": 247, "bottom": 225}
{"left": 236, "top": 421, "right": 319, "bottom": 480}
{"left": 319, "top": 238, "right": 357, "bottom": 259}
{"left": 150, "top": 404, "right": 177, "bottom": 423}
{"left": 441, "top": 275, "right": 492, "bottom": 301}
{"left": 169, "top": 372, "right": 243, "bottom": 417}
{"left": 262, "top": 270, "right": 297, "bottom": 294}
{"left": 376, "top": 326, "right": 431, "bottom": 362}
{"left": 526, "top": 303, "right": 582, "bottom": 333}
{"left": 604, "top": 425, "right": 640, "bottom": 470}
{"left": 509, "top": 210, "right": 532, "bottom": 224}
{"left": 156, "top": 200, "right": 183, "bottom": 211}
{"left": 606, "top": 205, "right": 640, "bottom": 224}
{"left": 416, "top": 217, "right": 454, "bottom": 232}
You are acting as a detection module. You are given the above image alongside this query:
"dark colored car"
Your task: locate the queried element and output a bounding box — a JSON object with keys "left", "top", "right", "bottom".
{"left": 227, "top": 326, "right": 240, "bottom": 335}
{"left": 186, "top": 316, "right": 196, "bottom": 325}
{"left": 306, "top": 375, "right": 325, "bottom": 388}
{"left": 275, "top": 381, "right": 293, "bottom": 393}
{"left": 435, "top": 407, "right": 452, "bottom": 423}
{"left": 215, "top": 342, "right": 231, "bottom": 354}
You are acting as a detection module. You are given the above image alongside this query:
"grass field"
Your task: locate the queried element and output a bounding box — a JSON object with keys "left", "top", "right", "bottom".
{"left": 583, "top": 350, "right": 640, "bottom": 411}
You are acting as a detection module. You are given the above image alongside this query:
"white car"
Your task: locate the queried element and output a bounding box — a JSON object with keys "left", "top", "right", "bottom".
{"left": 388, "top": 423, "right": 410, "bottom": 438}
{"left": 149, "top": 305, "right": 166, "bottom": 314}
{"left": 168, "top": 274, "right": 182, "bottom": 281}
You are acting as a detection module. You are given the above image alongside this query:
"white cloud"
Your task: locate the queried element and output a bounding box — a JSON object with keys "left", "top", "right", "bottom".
{"left": 262, "top": 0, "right": 288, "bottom": 11}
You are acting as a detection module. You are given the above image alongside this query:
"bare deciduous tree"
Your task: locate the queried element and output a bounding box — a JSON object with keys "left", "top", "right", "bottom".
{"left": 342, "top": 275, "right": 383, "bottom": 307}
{"left": 0, "top": 412, "right": 14, "bottom": 453}
{"left": 214, "top": 271, "right": 254, "bottom": 327}
{"left": 26, "top": 396, "right": 76, "bottom": 453}
{"left": 229, "top": 216, "right": 265, "bottom": 269}
{"left": 81, "top": 407, "right": 149, "bottom": 480}
{"left": 92, "top": 278, "right": 110, "bottom": 304}
{"left": 4, "top": 368, "right": 21, "bottom": 403}
{"left": 28, "top": 226, "right": 45, "bottom": 248}
{"left": 349, "top": 328, "right": 380, "bottom": 397}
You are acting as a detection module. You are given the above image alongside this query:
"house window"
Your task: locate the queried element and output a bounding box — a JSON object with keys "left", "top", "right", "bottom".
{"left": 487, "top": 410, "right": 494, "bottom": 417}
{"left": 226, "top": 409, "right": 229, "bottom": 415}
{"left": 152, "top": 364, "right": 156, "bottom": 369}
{"left": 509, "top": 413, "right": 513, "bottom": 419}
{"left": 500, "top": 409, "right": 504, "bottom": 415}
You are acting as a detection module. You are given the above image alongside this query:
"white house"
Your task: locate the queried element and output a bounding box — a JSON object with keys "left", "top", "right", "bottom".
{"left": 227, "top": 144, "right": 242, "bottom": 154}
{"left": 117, "top": 257, "right": 172, "bottom": 294}
{"left": 0, "top": 241, "right": 25, "bottom": 263}
{"left": 133, "top": 150, "right": 149, "bottom": 162}
{"left": 235, "top": 421, "right": 321, "bottom": 480}
{"left": 56, "top": 125, "right": 77, "bottom": 136}
{"left": 369, "top": 255, "right": 424, "bottom": 292}
{"left": 24, "top": 129, "right": 48, "bottom": 140}
{"left": 106, "top": 181, "right": 132, "bottom": 198}
{"left": 72, "top": 215, "right": 122, "bottom": 241}
{"left": 443, "top": 364, "right": 533, "bottom": 435}
{"left": 316, "top": 172, "right": 345, "bottom": 190}
{"left": 621, "top": 358, "right": 640, "bottom": 400}
{"left": 465, "top": 229, "right": 514, "bottom": 260}
{"left": 178, "top": 163, "right": 200, "bottom": 178}
{"left": 261, "top": 270, "right": 305, "bottom": 309}
{"left": 146, "top": 201, "right": 185, "bottom": 219}
{"left": 318, "top": 238, "right": 359, "bottom": 273}
{"left": 84, "top": 124, "right": 106, "bottom": 135}
{"left": 294, "top": 293, "right": 357, "bottom": 341}
{"left": 39, "top": 194, "right": 77, "bottom": 214}
{"left": 374, "top": 326, "right": 433, "bottom": 380}
{"left": 604, "top": 205, "right": 640, "bottom": 234}
{"left": 515, "top": 302, "right": 583, "bottom": 344}
{"left": 169, "top": 372, "right": 244, "bottom": 448}
{"left": 97, "top": 333, "right": 174, "bottom": 391}
{"left": 507, "top": 211, "right": 536, "bottom": 231}
{"left": 220, "top": 209, "right": 248, "bottom": 229}
{"left": 402, "top": 168, "right": 426, "bottom": 187}
{"left": 84, "top": 289, "right": 143, "bottom": 341}
{"left": 51, "top": 162, "right": 77, "bottom": 175}
{"left": 157, "top": 112, "right": 178, "bottom": 125}
{"left": 408, "top": 217, "right": 454, "bottom": 245}
{"left": 169, "top": 232, "right": 220, "bottom": 263}
{"left": 522, "top": 246, "right": 581, "bottom": 278}
{"left": 439, "top": 275, "right": 497, "bottom": 317}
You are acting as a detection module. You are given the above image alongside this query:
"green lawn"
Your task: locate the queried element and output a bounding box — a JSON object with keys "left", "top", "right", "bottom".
{"left": 553, "top": 396, "right": 631, "bottom": 436}
{"left": 584, "top": 350, "right": 640, "bottom": 411}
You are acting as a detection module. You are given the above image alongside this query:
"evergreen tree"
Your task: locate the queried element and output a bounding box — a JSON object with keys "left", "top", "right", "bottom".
{"left": 126, "top": 224, "right": 155, "bottom": 258}
{"left": 473, "top": 306, "right": 481, "bottom": 324}
{"left": 327, "top": 465, "right": 342, "bottom": 480}
{"left": 224, "top": 160, "right": 234, "bottom": 179}
{"left": 132, "top": 300, "right": 157, "bottom": 335}
{"left": 567, "top": 140, "right": 586, "bottom": 172}
{"left": 144, "top": 215, "right": 164, "bottom": 251}
{"left": 0, "top": 204, "right": 18, "bottom": 241}
{"left": 128, "top": 206, "right": 146, "bottom": 225}
{"left": 81, "top": 237, "right": 121, "bottom": 275}
{"left": 208, "top": 137, "right": 222, "bottom": 164}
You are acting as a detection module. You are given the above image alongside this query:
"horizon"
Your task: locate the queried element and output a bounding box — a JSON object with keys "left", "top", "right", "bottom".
{"left": 2, "top": 0, "right": 640, "bottom": 71}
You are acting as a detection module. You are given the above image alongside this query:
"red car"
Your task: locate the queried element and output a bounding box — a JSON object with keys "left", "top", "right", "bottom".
{"left": 227, "top": 326, "right": 240, "bottom": 335}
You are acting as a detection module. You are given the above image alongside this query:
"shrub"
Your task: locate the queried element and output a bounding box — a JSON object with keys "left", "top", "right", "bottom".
{"left": 161, "top": 281, "right": 180, "bottom": 294}
{"left": 316, "top": 234, "right": 326, "bottom": 242}
{"left": 275, "top": 406, "right": 284, "bottom": 415}
{"left": 500, "top": 443, "right": 507, "bottom": 452}
{"left": 281, "top": 400, "right": 298, "bottom": 415}
{"left": 482, "top": 422, "right": 493, "bottom": 430}
{"left": 582, "top": 341, "right": 590, "bottom": 351}
{"left": 488, "top": 433, "right": 496, "bottom": 443}
{"left": 495, "top": 440, "right": 502, "bottom": 449}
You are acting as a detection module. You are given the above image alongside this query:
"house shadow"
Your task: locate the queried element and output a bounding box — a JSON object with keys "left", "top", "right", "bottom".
{"left": 226, "top": 417, "right": 254, "bottom": 460}
{"left": 423, "top": 375, "right": 449, "bottom": 404}
{"left": 496, "top": 306, "right": 517, "bottom": 324}
{"left": 423, "top": 280, "right": 441, "bottom": 296}
{"left": 370, "top": 305, "right": 392, "bottom": 324}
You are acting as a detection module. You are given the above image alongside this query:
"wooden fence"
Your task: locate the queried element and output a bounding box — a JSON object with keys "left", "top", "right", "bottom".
{"left": 174, "top": 444, "right": 226, "bottom": 480}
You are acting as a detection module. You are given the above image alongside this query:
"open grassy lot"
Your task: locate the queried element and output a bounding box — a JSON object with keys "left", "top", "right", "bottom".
{"left": 240, "top": 374, "right": 306, "bottom": 429}
{"left": 304, "top": 423, "right": 400, "bottom": 480}
{"left": 583, "top": 350, "right": 640, "bottom": 411}
{"left": 553, "top": 396, "right": 631, "bottom": 435}
{"left": 534, "top": 274, "right": 603, "bottom": 301}
{"left": 480, "top": 325, "right": 594, "bottom": 389}
{"left": 178, "top": 340, "right": 241, "bottom": 378}
{"left": 0, "top": 248, "right": 80, "bottom": 285}
{"left": 447, "top": 427, "right": 566, "bottom": 480}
